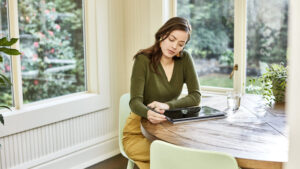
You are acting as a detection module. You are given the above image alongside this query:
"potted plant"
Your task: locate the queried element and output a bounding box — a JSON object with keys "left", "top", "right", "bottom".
{"left": 0, "top": 37, "right": 21, "bottom": 125}
{"left": 249, "top": 63, "right": 287, "bottom": 106}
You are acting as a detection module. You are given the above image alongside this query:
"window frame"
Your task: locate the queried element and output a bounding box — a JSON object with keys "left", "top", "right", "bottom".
{"left": 173, "top": 0, "right": 247, "bottom": 95}
{"left": 0, "top": 0, "right": 110, "bottom": 137}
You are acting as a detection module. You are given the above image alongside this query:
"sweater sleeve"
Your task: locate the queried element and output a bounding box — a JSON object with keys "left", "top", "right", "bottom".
{"left": 129, "top": 55, "right": 149, "bottom": 118}
{"left": 165, "top": 52, "right": 201, "bottom": 108}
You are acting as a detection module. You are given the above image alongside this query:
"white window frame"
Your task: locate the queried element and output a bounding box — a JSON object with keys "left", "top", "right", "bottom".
{"left": 172, "top": 0, "right": 247, "bottom": 95}
{"left": 0, "top": 0, "right": 110, "bottom": 137}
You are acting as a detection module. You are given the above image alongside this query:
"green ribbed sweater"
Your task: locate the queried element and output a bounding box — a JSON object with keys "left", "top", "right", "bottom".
{"left": 129, "top": 51, "right": 201, "bottom": 118}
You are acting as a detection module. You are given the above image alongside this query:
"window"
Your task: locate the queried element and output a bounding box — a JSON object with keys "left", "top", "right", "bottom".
{"left": 0, "top": 0, "right": 110, "bottom": 137}
{"left": 246, "top": 0, "right": 288, "bottom": 92}
{"left": 177, "top": 0, "right": 234, "bottom": 89}
{"left": 18, "top": 0, "right": 86, "bottom": 103}
{"left": 1, "top": 0, "right": 86, "bottom": 105}
{"left": 177, "top": 0, "right": 288, "bottom": 93}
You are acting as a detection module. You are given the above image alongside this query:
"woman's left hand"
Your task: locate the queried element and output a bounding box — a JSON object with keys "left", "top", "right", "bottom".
{"left": 147, "top": 101, "right": 170, "bottom": 112}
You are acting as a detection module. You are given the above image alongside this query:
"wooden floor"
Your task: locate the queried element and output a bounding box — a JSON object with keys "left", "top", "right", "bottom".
{"left": 86, "top": 154, "right": 139, "bottom": 169}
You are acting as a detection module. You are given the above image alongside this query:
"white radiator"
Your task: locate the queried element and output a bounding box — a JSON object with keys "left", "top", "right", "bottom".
{"left": 0, "top": 109, "right": 118, "bottom": 169}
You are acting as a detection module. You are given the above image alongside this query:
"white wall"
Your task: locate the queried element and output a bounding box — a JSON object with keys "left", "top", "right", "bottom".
{"left": 123, "top": 0, "right": 151, "bottom": 89}
{"left": 123, "top": 0, "right": 175, "bottom": 89}
{"left": 285, "top": 0, "right": 300, "bottom": 169}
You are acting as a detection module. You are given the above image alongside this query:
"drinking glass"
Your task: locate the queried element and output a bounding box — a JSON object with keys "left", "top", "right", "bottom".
{"left": 226, "top": 91, "right": 241, "bottom": 112}
{"left": 225, "top": 91, "right": 242, "bottom": 123}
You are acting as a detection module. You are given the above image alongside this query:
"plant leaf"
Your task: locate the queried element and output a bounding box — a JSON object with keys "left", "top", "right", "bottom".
{"left": 0, "top": 48, "right": 21, "bottom": 55}
{"left": 0, "top": 56, "right": 2, "bottom": 63}
{"left": 0, "top": 37, "right": 18, "bottom": 46}
{"left": 0, "top": 74, "right": 11, "bottom": 86}
{"left": 0, "top": 106, "right": 11, "bottom": 125}
{"left": 0, "top": 37, "right": 8, "bottom": 46}
{"left": 0, "top": 105, "right": 11, "bottom": 110}
{"left": 0, "top": 114, "right": 3, "bottom": 125}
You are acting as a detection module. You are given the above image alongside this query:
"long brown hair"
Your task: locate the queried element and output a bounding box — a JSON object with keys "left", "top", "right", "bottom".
{"left": 134, "top": 17, "right": 192, "bottom": 73}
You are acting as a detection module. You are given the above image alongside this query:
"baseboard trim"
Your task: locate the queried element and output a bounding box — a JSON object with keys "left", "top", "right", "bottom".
{"left": 71, "top": 148, "right": 120, "bottom": 169}
{"left": 33, "top": 136, "right": 120, "bottom": 169}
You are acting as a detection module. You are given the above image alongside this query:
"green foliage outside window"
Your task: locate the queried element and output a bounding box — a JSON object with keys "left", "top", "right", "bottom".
{"left": 247, "top": 2, "right": 288, "bottom": 68}
{"left": 178, "top": 0, "right": 287, "bottom": 64}
{"left": 19, "top": 0, "right": 85, "bottom": 103}
{"left": 177, "top": 0, "right": 234, "bottom": 60}
{"left": 177, "top": 0, "right": 288, "bottom": 90}
{"left": 0, "top": 0, "right": 85, "bottom": 104}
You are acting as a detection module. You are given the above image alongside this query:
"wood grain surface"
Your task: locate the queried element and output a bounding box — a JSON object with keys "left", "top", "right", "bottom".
{"left": 141, "top": 94, "right": 288, "bottom": 169}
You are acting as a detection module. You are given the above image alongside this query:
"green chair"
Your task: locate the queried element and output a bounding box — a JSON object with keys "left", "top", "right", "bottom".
{"left": 119, "top": 93, "right": 135, "bottom": 169}
{"left": 150, "top": 140, "right": 239, "bottom": 169}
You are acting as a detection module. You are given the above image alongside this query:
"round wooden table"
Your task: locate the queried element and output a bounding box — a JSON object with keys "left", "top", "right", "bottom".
{"left": 141, "top": 95, "right": 288, "bottom": 169}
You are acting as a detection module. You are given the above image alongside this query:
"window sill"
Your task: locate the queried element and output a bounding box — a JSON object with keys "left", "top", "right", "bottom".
{"left": 180, "top": 85, "right": 232, "bottom": 98}
{"left": 0, "top": 92, "right": 110, "bottom": 137}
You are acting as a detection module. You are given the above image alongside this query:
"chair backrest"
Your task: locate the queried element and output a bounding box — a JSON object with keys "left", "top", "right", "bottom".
{"left": 119, "top": 93, "right": 131, "bottom": 159}
{"left": 150, "top": 140, "right": 239, "bottom": 169}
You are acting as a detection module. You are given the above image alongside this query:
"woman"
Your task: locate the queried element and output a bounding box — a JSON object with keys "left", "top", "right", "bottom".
{"left": 122, "top": 17, "right": 201, "bottom": 169}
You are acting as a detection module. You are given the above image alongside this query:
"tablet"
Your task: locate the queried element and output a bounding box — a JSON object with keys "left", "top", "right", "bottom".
{"left": 164, "top": 106, "right": 226, "bottom": 123}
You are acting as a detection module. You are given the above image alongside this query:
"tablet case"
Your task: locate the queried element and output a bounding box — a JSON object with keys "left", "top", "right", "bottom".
{"left": 164, "top": 106, "right": 226, "bottom": 123}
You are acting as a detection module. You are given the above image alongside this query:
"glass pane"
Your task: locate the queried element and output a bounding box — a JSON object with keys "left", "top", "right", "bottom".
{"left": 246, "top": 0, "right": 288, "bottom": 93}
{"left": 0, "top": 0, "right": 13, "bottom": 107}
{"left": 18, "top": 0, "right": 86, "bottom": 103}
{"left": 177, "top": 0, "right": 234, "bottom": 88}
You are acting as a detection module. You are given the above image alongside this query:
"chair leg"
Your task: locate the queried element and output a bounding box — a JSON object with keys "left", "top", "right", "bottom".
{"left": 127, "top": 160, "right": 135, "bottom": 169}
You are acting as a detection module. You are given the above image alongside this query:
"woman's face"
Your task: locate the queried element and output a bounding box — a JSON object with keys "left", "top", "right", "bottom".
{"left": 160, "top": 30, "right": 188, "bottom": 58}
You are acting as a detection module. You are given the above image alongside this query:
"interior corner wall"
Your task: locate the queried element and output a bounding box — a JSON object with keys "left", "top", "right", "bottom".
{"left": 123, "top": 0, "right": 150, "bottom": 91}
{"left": 123, "top": 0, "right": 169, "bottom": 90}
{"left": 108, "top": 0, "right": 127, "bottom": 98}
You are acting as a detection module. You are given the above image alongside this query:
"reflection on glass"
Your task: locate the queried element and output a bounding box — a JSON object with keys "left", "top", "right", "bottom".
{"left": 177, "top": 0, "right": 234, "bottom": 88}
{"left": 18, "top": 0, "right": 86, "bottom": 103}
{"left": 246, "top": 0, "right": 288, "bottom": 93}
{"left": 0, "top": 0, "right": 13, "bottom": 107}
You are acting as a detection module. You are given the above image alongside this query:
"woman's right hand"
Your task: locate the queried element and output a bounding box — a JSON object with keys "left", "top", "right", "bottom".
{"left": 147, "top": 109, "right": 166, "bottom": 124}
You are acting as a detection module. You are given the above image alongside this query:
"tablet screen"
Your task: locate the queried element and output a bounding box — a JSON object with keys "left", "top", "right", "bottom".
{"left": 164, "top": 106, "right": 225, "bottom": 121}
